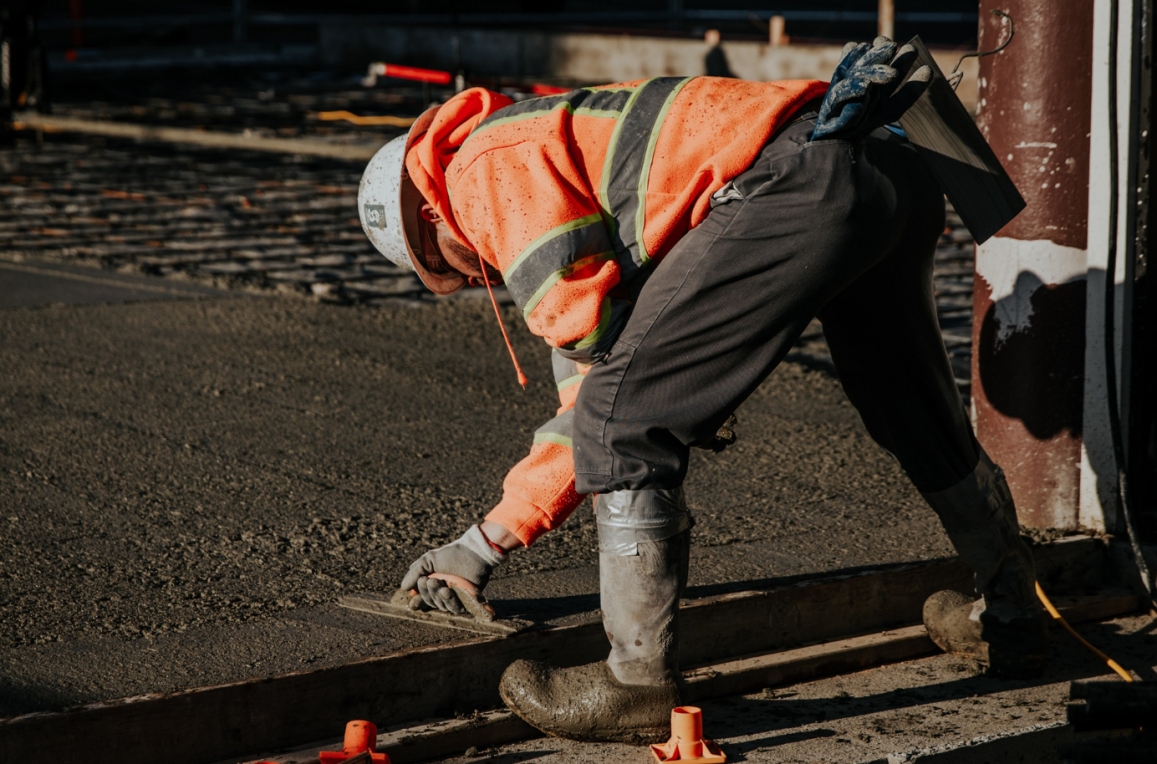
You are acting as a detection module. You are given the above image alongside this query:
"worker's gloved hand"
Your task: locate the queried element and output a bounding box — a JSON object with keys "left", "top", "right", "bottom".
{"left": 400, "top": 525, "right": 508, "bottom": 614}
{"left": 811, "top": 36, "right": 932, "bottom": 141}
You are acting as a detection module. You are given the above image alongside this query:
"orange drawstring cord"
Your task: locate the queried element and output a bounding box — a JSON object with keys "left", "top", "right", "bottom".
{"left": 478, "top": 252, "right": 528, "bottom": 388}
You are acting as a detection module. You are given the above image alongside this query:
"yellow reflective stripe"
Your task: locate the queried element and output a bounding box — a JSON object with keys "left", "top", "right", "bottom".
{"left": 571, "top": 297, "right": 613, "bottom": 351}
{"left": 533, "top": 431, "right": 574, "bottom": 448}
{"left": 521, "top": 250, "right": 616, "bottom": 319}
{"left": 463, "top": 87, "right": 635, "bottom": 146}
{"left": 597, "top": 82, "right": 648, "bottom": 226}
{"left": 504, "top": 212, "right": 603, "bottom": 278}
{"left": 634, "top": 77, "right": 692, "bottom": 264}
{"left": 470, "top": 106, "right": 566, "bottom": 137}
{"left": 556, "top": 373, "right": 584, "bottom": 392}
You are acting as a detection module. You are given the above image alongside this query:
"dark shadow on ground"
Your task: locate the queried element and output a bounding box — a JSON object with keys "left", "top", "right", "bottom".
{"left": 692, "top": 616, "right": 1156, "bottom": 754}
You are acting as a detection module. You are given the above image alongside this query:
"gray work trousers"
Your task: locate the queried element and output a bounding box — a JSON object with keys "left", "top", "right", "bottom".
{"left": 573, "top": 117, "right": 979, "bottom": 495}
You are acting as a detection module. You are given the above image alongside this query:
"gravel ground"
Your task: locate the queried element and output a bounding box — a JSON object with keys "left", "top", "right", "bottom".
{"left": 1, "top": 122, "right": 976, "bottom": 386}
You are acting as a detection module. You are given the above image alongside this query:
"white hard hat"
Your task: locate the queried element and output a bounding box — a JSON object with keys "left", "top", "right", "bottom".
{"left": 358, "top": 106, "right": 466, "bottom": 295}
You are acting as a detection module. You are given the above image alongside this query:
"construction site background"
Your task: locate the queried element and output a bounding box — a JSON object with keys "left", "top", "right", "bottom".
{"left": 2, "top": 3, "right": 1155, "bottom": 764}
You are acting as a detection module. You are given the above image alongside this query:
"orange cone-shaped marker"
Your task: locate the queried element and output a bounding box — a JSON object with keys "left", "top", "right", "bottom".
{"left": 650, "top": 706, "right": 726, "bottom": 763}
{"left": 318, "top": 720, "right": 390, "bottom": 764}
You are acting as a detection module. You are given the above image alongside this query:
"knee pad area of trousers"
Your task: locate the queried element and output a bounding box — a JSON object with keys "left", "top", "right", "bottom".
{"left": 596, "top": 488, "right": 694, "bottom": 556}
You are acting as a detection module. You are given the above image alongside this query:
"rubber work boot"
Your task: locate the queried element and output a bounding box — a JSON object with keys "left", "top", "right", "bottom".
{"left": 500, "top": 527, "right": 690, "bottom": 744}
{"left": 921, "top": 450, "right": 1049, "bottom": 678}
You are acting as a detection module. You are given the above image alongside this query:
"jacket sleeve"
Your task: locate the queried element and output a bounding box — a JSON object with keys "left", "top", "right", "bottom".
{"left": 485, "top": 350, "right": 590, "bottom": 546}
{"left": 449, "top": 142, "right": 623, "bottom": 355}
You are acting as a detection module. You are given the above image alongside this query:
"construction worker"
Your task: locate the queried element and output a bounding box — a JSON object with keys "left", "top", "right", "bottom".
{"left": 358, "top": 38, "right": 1049, "bottom": 744}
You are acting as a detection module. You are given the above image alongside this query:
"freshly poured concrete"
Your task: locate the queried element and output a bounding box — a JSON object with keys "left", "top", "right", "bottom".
{"left": 1, "top": 289, "right": 956, "bottom": 717}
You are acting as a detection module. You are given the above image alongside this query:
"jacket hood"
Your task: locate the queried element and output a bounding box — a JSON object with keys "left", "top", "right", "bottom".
{"left": 404, "top": 87, "right": 514, "bottom": 251}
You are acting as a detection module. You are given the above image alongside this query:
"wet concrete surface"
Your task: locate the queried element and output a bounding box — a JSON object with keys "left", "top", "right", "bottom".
{"left": 0, "top": 291, "right": 955, "bottom": 718}
{"left": 429, "top": 613, "right": 1157, "bottom": 764}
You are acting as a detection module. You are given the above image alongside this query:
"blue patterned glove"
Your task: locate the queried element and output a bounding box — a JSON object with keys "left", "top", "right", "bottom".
{"left": 811, "top": 37, "right": 931, "bottom": 141}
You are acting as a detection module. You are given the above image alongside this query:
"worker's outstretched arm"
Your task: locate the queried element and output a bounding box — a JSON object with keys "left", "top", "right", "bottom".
{"left": 401, "top": 353, "right": 589, "bottom": 612}
{"left": 402, "top": 136, "right": 616, "bottom": 607}
{"left": 485, "top": 350, "right": 590, "bottom": 547}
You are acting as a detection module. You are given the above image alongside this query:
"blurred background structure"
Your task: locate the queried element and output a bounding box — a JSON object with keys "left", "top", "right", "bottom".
{"left": 28, "top": 2, "right": 981, "bottom": 49}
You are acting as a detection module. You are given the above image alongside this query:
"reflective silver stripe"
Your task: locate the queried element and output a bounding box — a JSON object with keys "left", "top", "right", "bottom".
{"left": 556, "top": 296, "right": 634, "bottom": 364}
{"left": 470, "top": 88, "right": 634, "bottom": 139}
{"left": 551, "top": 349, "right": 583, "bottom": 390}
{"left": 599, "top": 77, "right": 694, "bottom": 282}
{"left": 533, "top": 408, "right": 574, "bottom": 449}
{"left": 596, "top": 488, "right": 694, "bottom": 556}
{"left": 504, "top": 214, "right": 613, "bottom": 315}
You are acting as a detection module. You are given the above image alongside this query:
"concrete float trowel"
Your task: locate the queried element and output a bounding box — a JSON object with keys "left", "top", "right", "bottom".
{"left": 340, "top": 574, "right": 533, "bottom": 637}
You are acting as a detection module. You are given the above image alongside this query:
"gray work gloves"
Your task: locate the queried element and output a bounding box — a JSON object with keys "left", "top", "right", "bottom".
{"left": 811, "top": 36, "right": 932, "bottom": 142}
{"left": 400, "top": 525, "right": 508, "bottom": 614}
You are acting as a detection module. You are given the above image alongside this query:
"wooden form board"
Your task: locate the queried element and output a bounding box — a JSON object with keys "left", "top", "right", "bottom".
{"left": 0, "top": 537, "right": 1104, "bottom": 764}
{"left": 243, "top": 588, "right": 1140, "bottom": 764}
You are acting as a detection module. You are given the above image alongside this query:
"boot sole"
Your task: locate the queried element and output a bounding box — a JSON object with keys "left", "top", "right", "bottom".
{"left": 498, "top": 681, "right": 669, "bottom": 745}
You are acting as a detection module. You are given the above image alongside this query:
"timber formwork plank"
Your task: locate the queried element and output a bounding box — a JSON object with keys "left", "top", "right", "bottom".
{"left": 240, "top": 588, "right": 1141, "bottom": 764}
{"left": 0, "top": 538, "right": 1107, "bottom": 764}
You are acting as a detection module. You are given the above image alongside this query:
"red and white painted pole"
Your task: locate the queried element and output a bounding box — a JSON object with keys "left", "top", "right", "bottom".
{"left": 973, "top": 0, "right": 1145, "bottom": 534}
{"left": 972, "top": 1, "right": 1095, "bottom": 530}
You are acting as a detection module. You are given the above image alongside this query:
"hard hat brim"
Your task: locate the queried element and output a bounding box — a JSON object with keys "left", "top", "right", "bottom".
{"left": 359, "top": 105, "right": 467, "bottom": 296}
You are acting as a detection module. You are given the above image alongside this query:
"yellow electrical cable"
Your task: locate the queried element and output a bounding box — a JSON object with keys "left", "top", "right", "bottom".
{"left": 1035, "top": 581, "right": 1135, "bottom": 682}
{"left": 314, "top": 111, "right": 417, "bottom": 127}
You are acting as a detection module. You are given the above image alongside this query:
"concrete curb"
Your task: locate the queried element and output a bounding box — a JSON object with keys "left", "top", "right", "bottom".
{"left": 240, "top": 590, "right": 1135, "bottom": 764}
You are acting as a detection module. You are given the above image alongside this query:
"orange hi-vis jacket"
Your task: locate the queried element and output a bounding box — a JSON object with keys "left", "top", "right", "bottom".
{"left": 405, "top": 76, "right": 827, "bottom": 546}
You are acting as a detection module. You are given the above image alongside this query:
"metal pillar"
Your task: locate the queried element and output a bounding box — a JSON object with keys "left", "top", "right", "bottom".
{"left": 972, "top": 1, "right": 1095, "bottom": 529}
{"left": 878, "top": 0, "right": 895, "bottom": 39}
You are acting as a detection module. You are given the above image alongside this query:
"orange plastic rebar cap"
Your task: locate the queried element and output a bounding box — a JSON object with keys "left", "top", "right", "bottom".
{"left": 317, "top": 720, "right": 389, "bottom": 764}
{"left": 650, "top": 707, "right": 726, "bottom": 763}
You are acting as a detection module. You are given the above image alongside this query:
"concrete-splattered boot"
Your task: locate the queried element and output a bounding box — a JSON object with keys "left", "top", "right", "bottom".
{"left": 500, "top": 489, "right": 692, "bottom": 744}
{"left": 921, "top": 450, "right": 1049, "bottom": 678}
